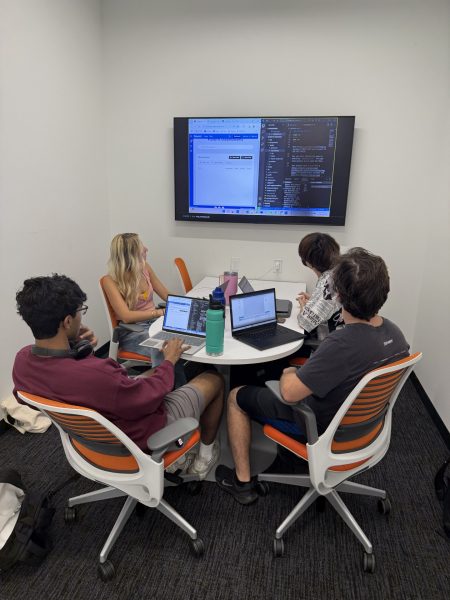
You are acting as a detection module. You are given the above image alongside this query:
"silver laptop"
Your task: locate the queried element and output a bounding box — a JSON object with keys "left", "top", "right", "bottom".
{"left": 140, "top": 295, "right": 209, "bottom": 355}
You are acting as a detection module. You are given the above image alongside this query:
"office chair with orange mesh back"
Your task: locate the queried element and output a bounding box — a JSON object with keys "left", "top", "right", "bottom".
{"left": 17, "top": 391, "right": 204, "bottom": 581}
{"left": 260, "top": 352, "right": 422, "bottom": 573}
{"left": 174, "top": 258, "right": 193, "bottom": 294}
{"left": 99, "top": 276, "right": 152, "bottom": 368}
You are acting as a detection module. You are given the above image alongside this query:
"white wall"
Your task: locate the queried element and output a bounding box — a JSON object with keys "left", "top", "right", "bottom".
{"left": 103, "top": 0, "right": 449, "bottom": 428}
{"left": 0, "top": 0, "right": 110, "bottom": 400}
{"left": 413, "top": 111, "right": 450, "bottom": 429}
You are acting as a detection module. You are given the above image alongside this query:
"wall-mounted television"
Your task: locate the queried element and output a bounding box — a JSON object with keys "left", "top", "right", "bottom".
{"left": 174, "top": 116, "right": 355, "bottom": 226}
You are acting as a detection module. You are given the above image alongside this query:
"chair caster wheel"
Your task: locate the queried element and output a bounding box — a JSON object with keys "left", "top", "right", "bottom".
{"left": 186, "top": 480, "right": 203, "bottom": 495}
{"left": 98, "top": 560, "right": 115, "bottom": 582}
{"left": 64, "top": 507, "right": 77, "bottom": 523}
{"left": 316, "top": 496, "right": 327, "bottom": 512}
{"left": 363, "top": 552, "right": 376, "bottom": 573}
{"left": 377, "top": 497, "right": 391, "bottom": 515}
{"left": 256, "top": 481, "right": 269, "bottom": 496}
{"left": 190, "top": 538, "right": 205, "bottom": 558}
{"left": 273, "top": 538, "right": 284, "bottom": 557}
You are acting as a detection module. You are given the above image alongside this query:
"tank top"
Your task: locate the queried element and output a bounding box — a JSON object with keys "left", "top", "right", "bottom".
{"left": 134, "top": 269, "right": 155, "bottom": 311}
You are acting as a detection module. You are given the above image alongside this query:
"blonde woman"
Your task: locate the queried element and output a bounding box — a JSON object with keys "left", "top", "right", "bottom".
{"left": 102, "top": 233, "right": 186, "bottom": 386}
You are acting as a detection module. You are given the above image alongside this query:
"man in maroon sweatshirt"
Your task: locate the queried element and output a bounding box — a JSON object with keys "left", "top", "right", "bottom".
{"left": 13, "top": 274, "right": 223, "bottom": 479}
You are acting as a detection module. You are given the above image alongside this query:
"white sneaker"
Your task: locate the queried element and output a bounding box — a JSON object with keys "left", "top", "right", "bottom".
{"left": 166, "top": 450, "right": 195, "bottom": 474}
{"left": 187, "top": 441, "right": 220, "bottom": 480}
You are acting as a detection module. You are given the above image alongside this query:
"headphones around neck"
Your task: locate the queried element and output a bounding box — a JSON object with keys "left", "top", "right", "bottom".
{"left": 31, "top": 339, "right": 93, "bottom": 360}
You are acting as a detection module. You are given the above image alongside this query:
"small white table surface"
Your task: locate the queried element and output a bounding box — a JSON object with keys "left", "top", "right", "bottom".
{"left": 148, "top": 276, "right": 306, "bottom": 365}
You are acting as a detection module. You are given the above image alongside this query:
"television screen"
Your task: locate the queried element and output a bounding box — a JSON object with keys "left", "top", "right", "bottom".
{"left": 174, "top": 116, "right": 355, "bottom": 226}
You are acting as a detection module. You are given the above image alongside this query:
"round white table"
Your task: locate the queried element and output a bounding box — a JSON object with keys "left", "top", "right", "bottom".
{"left": 149, "top": 276, "right": 305, "bottom": 364}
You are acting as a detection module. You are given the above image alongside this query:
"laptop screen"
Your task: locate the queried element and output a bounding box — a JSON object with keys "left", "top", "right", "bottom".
{"left": 238, "top": 275, "right": 254, "bottom": 294}
{"left": 162, "top": 295, "right": 209, "bottom": 337}
{"left": 230, "top": 289, "right": 277, "bottom": 333}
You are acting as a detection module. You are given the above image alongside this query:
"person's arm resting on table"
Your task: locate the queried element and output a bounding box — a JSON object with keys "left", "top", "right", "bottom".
{"left": 280, "top": 367, "right": 312, "bottom": 404}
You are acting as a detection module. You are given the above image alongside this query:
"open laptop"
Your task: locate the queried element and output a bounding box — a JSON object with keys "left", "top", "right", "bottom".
{"left": 218, "top": 279, "right": 229, "bottom": 293}
{"left": 140, "top": 295, "right": 209, "bottom": 355}
{"left": 229, "top": 289, "right": 304, "bottom": 351}
{"left": 238, "top": 276, "right": 292, "bottom": 317}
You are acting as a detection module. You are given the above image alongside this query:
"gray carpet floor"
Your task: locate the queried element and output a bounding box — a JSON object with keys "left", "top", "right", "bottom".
{"left": 1, "top": 378, "right": 449, "bottom": 600}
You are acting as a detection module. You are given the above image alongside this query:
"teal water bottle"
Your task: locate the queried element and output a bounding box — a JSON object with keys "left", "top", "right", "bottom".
{"left": 206, "top": 298, "right": 225, "bottom": 356}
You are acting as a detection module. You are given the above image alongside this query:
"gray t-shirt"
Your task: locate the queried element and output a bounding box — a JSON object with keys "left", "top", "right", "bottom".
{"left": 297, "top": 318, "right": 409, "bottom": 433}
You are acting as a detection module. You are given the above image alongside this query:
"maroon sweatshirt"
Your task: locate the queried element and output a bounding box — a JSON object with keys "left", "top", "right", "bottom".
{"left": 12, "top": 346, "right": 175, "bottom": 451}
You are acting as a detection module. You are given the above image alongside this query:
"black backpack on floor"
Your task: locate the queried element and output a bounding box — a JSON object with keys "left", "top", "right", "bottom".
{"left": 434, "top": 458, "right": 450, "bottom": 539}
{"left": 0, "top": 469, "right": 55, "bottom": 571}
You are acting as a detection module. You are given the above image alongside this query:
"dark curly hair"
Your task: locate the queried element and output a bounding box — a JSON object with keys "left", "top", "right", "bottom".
{"left": 16, "top": 274, "right": 87, "bottom": 339}
{"left": 333, "top": 248, "right": 390, "bottom": 321}
{"left": 298, "top": 233, "right": 340, "bottom": 273}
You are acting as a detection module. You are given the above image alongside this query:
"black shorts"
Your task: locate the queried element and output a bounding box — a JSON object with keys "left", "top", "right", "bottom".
{"left": 236, "top": 386, "right": 306, "bottom": 443}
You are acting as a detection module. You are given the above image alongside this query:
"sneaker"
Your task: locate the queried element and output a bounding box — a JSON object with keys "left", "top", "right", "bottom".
{"left": 166, "top": 450, "right": 195, "bottom": 474}
{"left": 187, "top": 440, "right": 220, "bottom": 480}
{"left": 215, "top": 465, "right": 258, "bottom": 505}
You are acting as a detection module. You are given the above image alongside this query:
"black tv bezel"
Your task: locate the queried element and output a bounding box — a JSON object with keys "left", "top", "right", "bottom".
{"left": 174, "top": 116, "right": 355, "bottom": 226}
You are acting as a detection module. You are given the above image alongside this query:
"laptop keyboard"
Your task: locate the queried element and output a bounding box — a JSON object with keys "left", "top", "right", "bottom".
{"left": 152, "top": 331, "right": 205, "bottom": 346}
{"left": 239, "top": 325, "right": 293, "bottom": 339}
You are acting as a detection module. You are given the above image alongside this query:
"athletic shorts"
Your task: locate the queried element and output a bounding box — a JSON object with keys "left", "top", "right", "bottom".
{"left": 164, "top": 383, "right": 206, "bottom": 425}
{"left": 236, "top": 385, "right": 306, "bottom": 442}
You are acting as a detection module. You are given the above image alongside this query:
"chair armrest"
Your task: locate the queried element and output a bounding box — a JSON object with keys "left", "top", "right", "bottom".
{"left": 265, "top": 380, "right": 319, "bottom": 444}
{"left": 265, "top": 380, "right": 290, "bottom": 405}
{"left": 292, "top": 404, "right": 319, "bottom": 444}
{"left": 147, "top": 417, "right": 199, "bottom": 461}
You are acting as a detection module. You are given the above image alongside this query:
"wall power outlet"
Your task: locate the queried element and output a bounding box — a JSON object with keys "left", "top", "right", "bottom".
{"left": 231, "top": 257, "right": 240, "bottom": 272}
{"left": 273, "top": 259, "right": 283, "bottom": 273}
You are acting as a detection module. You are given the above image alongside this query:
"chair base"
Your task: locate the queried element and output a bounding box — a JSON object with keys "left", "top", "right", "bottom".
{"left": 258, "top": 472, "right": 387, "bottom": 554}
{"left": 66, "top": 484, "right": 200, "bottom": 567}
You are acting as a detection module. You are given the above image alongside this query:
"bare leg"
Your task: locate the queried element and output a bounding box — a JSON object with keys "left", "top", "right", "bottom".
{"left": 188, "top": 371, "right": 224, "bottom": 444}
{"left": 227, "top": 386, "right": 252, "bottom": 482}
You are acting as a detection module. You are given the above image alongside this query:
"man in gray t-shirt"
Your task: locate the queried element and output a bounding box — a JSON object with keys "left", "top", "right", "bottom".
{"left": 216, "top": 248, "right": 410, "bottom": 505}
{"left": 298, "top": 318, "right": 409, "bottom": 433}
